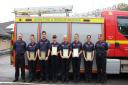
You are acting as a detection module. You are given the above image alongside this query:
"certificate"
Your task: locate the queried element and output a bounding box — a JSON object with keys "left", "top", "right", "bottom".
{"left": 86, "top": 52, "right": 93, "bottom": 61}
{"left": 29, "top": 52, "right": 35, "bottom": 60}
{"left": 52, "top": 47, "right": 57, "bottom": 55}
{"left": 73, "top": 48, "right": 79, "bottom": 57}
{"left": 40, "top": 51, "right": 46, "bottom": 60}
{"left": 63, "top": 49, "right": 69, "bottom": 58}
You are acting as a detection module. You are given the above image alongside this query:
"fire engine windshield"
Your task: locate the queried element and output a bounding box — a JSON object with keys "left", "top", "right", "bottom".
{"left": 117, "top": 16, "right": 128, "bottom": 36}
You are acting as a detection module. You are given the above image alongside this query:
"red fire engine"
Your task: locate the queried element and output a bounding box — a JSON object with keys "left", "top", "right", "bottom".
{"left": 11, "top": 7, "right": 128, "bottom": 74}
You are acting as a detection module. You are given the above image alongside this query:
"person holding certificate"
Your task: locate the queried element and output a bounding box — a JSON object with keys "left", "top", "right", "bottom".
{"left": 37, "top": 31, "right": 50, "bottom": 82}
{"left": 83, "top": 35, "right": 94, "bottom": 82}
{"left": 95, "top": 34, "right": 108, "bottom": 83}
{"left": 50, "top": 35, "right": 61, "bottom": 82}
{"left": 60, "top": 35, "right": 72, "bottom": 82}
{"left": 27, "top": 34, "right": 38, "bottom": 82}
{"left": 71, "top": 33, "right": 82, "bottom": 83}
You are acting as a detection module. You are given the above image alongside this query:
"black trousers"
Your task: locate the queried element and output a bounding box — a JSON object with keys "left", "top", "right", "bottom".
{"left": 15, "top": 54, "right": 25, "bottom": 80}
{"left": 72, "top": 57, "right": 81, "bottom": 81}
{"left": 84, "top": 60, "right": 93, "bottom": 80}
{"left": 96, "top": 54, "right": 107, "bottom": 82}
{"left": 61, "top": 58, "right": 70, "bottom": 81}
{"left": 28, "top": 61, "right": 36, "bottom": 80}
{"left": 51, "top": 55, "right": 59, "bottom": 80}
{"left": 39, "top": 60, "right": 49, "bottom": 80}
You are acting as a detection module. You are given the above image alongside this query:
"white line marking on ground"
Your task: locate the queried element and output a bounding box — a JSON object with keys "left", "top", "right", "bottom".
{"left": 0, "top": 82, "right": 53, "bottom": 85}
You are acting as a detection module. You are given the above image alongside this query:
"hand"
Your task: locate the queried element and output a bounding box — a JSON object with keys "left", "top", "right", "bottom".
{"left": 45, "top": 57, "right": 48, "bottom": 61}
{"left": 28, "top": 58, "right": 31, "bottom": 61}
{"left": 27, "top": 56, "right": 31, "bottom": 61}
{"left": 78, "top": 53, "right": 81, "bottom": 56}
{"left": 39, "top": 56, "right": 42, "bottom": 60}
{"left": 91, "top": 57, "right": 94, "bottom": 61}
{"left": 34, "top": 57, "right": 36, "bottom": 61}
{"left": 67, "top": 55, "right": 70, "bottom": 59}
{"left": 85, "top": 57, "right": 87, "bottom": 61}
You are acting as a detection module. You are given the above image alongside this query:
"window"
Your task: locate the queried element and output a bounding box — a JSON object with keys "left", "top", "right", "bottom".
{"left": 117, "top": 16, "right": 128, "bottom": 36}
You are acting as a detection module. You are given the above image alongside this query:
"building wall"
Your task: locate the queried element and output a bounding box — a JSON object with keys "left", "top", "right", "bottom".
{"left": 0, "top": 37, "right": 10, "bottom": 51}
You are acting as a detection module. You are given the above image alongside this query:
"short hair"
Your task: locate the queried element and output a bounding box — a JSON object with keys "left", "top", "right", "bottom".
{"left": 52, "top": 35, "right": 57, "bottom": 38}
{"left": 98, "top": 34, "right": 103, "bottom": 38}
{"left": 75, "top": 33, "right": 79, "bottom": 37}
{"left": 30, "top": 34, "right": 34, "bottom": 37}
{"left": 87, "top": 35, "right": 91, "bottom": 38}
{"left": 18, "top": 33, "right": 23, "bottom": 36}
{"left": 42, "top": 31, "right": 46, "bottom": 34}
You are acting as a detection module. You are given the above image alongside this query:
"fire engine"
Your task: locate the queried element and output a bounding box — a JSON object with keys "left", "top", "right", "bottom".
{"left": 11, "top": 6, "right": 128, "bottom": 74}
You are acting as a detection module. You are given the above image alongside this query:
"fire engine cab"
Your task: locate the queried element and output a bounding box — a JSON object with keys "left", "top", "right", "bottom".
{"left": 11, "top": 6, "right": 128, "bottom": 74}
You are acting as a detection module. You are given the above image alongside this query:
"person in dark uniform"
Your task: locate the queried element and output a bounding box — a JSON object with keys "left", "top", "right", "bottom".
{"left": 13, "top": 33, "right": 26, "bottom": 82}
{"left": 60, "top": 35, "right": 72, "bottom": 82}
{"left": 71, "top": 33, "right": 82, "bottom": 83}
{"left": 83, "top": 35, "right": 94, "bottom": 82}
{"left": 26, "top": 34, "right": 38, "bottom": 82}
{"left": 37, "top": 31, "right": 50, "bottom": 82}
{"left": 95, "top": 34, "right": 108, "bottom": 83}
{"left": 50, "top": 35, "right": 61, "bottom": 82}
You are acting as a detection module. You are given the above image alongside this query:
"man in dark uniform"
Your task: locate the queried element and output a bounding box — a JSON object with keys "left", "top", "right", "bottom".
{"left": 37, "top": 31, "right": 50, "bottom": 82}
{"left": 13, "top": 33, "right": 26, "bottom": 82}
{"left": 95, "top": 34, "right": 108, "bottom": 83}
{"left": 27, "top": 34, "right": 38, "bottom": 82}
{"left": 71, "top": 33, "right": 82, "bottom": 83}
{"left": 83, "top": 35, "right": 94, "bottom": 82}
{"left": 50, "top": 35, "right": 61, "bottom": 82}
{"left": 60, "top": 35, "right": 72, "bottom": 82}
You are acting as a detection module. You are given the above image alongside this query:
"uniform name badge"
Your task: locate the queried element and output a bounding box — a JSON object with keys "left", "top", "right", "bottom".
{"left": 52, "top": 46, "right": 57, "bottom": 56}
{"left": 29, "top": 52, "right": 35, "bottom": 60}
{"left": 63, "top": 49, "right": 69, "bottom": 58}
{"left": 73, "top": 48, "right": 79, "bottom": 57}
{"left": 86, "top": 52, "right": 93, "bottom": 61}
{"left": 40, "top": 51, "right": 46, "bottom": 60}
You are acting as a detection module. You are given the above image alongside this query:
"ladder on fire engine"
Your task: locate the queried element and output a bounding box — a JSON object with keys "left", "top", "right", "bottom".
{"left": 13, "top": 6, "right": 73, "bottom": 17}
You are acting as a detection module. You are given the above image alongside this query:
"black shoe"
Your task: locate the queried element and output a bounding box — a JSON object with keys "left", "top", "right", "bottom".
{"left": 13, "top": 79, "right": 18, "bottom": 82}
{"left": 101, "top": 80, "right": 107, "bottom": 83}
{"left": 29, "top": 79, "right": 33, "bottom": 82}
{"left": 65, "top": 78, "right": 69, "bottom": 82}
{"left": 73, "top": 79, "right": 78, "bottom": 83}
{"left": 86, "top": 78, "right": 91, "bottom": 83}
{"left": 53, "top": 78, "right": 57, "bottom": 83}
{"left": 22, "top": 79, "right": 25, "bottom": 82}
{"left": 96, "top": 79, "right": 101, "bottom": 83}
{"left": 61, "top": 77, "right": 65, "bottom": 83}
{"left": 38, "top": 78, "right": 43, "bottom": 82}
{"left": 46, "top": 78, "right": 49, "bottom": 83}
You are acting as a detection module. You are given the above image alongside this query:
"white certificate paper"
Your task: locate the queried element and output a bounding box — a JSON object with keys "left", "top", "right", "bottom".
{"left": 86, "top": 52, "right": 92, "bottom": 61}
{"left": 52, "top": 47, "right": 57, "bottom": 55}
{"left": 29, "top": 52, "right": 35, "bottom": 60}
{"left": 40, "top": 51, "right": 46, "bottom": 60}
{"left": 63, "top": 49, "right": 69, "bottom": 58}
{"left": 73, "top": 48, "right": 79, "bottom": 57}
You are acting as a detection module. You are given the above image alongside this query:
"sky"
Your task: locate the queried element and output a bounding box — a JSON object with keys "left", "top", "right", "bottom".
{"left": 0, "top": 0, "right": 128, "bottom": 23}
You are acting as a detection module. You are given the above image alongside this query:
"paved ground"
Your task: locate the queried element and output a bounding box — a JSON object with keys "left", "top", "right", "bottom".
{"left": 0, "top": 54, "right": 128, "bottom": 85}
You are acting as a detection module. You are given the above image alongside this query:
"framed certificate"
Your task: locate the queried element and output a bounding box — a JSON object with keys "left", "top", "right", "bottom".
{"left": 73, "top": 48, "right": 79, "bottom": 57}
{"left": 40, "top": 51, "right": 46, "bottom": 60}
{"left": 29, "top": 52, "right": 35, "bottom": 60}
{"left": 63, "top": 49, "right": 69, "bottom": 58}
{"left": 52, "top": 46, "right": 57, "bottom": 55}
{"left": 86, "top": 52, "right": 93, "bottom": 61}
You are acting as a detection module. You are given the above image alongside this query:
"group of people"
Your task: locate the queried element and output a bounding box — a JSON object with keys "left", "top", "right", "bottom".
{"left": 13, "top": 31, "right": 108, "bottom": 83}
